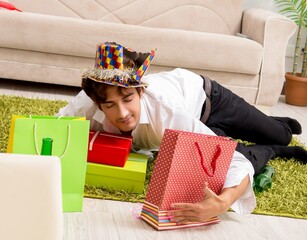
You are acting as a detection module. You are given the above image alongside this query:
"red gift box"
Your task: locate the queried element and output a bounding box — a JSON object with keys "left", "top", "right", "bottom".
{"left": 141, "top": 129, "right": 237, "bottom": 230}
{"left": 88, "top": 131, "right": 133, "bottom": 167}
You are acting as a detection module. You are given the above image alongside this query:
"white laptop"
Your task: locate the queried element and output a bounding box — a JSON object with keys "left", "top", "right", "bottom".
{"left": 0, "top": 153, "right": 63, "bottom": 240}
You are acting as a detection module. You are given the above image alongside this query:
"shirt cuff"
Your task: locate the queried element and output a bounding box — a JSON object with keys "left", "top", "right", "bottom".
{"left": 223, "top": 151, "right": 256, "bottom": 214}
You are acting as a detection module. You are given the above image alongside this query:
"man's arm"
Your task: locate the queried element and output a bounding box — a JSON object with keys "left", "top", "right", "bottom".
{"left": 165, "top": 111, "right": 256, "bottom": 221}
{"left": 168, "top": 175, "right": 250, "bottom": 223}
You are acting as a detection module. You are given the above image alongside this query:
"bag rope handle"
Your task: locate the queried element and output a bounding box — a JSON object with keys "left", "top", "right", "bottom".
{"left": 89, "top": 131, "right": 100, "bottom": 151}
{"left": 194, "top": 142, "right": 221, "bottom": 177}
{"left": 33, "top": 122, "right": 71, "bottom": 159}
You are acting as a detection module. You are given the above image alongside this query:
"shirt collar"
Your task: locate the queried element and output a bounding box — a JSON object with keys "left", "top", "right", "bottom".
{"left": 92, "top": 108, "right": 105, "bottom": 123}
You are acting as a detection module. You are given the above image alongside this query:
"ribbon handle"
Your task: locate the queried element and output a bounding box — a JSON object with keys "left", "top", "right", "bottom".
{"left": 33, "top": 122, "right": 71, "bottom": 159}
{"left": 194, "top": 142, "right": 221, "bottom": 177}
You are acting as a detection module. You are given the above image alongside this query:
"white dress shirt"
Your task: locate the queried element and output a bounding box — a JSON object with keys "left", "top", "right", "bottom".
{"left": 57, "top": 68, "right": 256, "bottom": 214}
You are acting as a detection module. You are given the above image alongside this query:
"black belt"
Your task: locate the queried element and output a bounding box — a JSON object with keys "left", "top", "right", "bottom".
{"left": 200, "top": 75, "right": 212, "bottom": 123}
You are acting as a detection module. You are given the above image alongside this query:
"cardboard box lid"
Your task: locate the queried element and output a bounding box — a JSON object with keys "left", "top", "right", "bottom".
{"left": 86, "top": 153, "right": 148, "bottom": 181}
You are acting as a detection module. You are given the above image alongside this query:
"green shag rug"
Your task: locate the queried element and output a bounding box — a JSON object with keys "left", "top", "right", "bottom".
{"left": 1, "top": 95, "right": 306, "bottom": 219}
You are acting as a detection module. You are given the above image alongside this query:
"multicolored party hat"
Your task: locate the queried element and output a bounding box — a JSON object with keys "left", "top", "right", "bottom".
{"left": 82, "top": 42, "right": 157, "bottom": 88}
{"left": 133, "top": 49, "right": 157, "bottom": 81}
{"left": 95, "top": 43, "right": 124, "bottom": 70}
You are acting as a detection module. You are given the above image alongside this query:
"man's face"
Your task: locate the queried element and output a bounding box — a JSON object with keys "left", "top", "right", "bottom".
{"left": 100, "top": 86, "right": 143, "bottom": 134}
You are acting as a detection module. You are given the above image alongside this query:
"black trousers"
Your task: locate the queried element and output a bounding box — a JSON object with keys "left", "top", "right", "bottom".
{"left": 201, "top": 80, "right": 293, "bottom": 175}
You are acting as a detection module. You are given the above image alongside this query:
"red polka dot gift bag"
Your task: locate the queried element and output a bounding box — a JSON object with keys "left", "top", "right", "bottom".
{"left": 140, "top": 129, "right": 237, "bottom": 230}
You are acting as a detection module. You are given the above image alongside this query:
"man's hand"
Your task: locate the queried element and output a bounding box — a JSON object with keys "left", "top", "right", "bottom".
{"left": 167, "top": 175, "right": 250, "bottom": 223}
{"left": 167, "top": 182, "right": 229, "bottom": 223}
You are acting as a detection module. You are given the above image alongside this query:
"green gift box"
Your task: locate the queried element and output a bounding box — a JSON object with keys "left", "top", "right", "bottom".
{"left": 85, "top": 153, "right": 148, "bottom": 193}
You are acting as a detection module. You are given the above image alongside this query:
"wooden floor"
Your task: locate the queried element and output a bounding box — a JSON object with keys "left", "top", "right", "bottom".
{"left": 0, "top": 79, "right": 306, "bottom": 240}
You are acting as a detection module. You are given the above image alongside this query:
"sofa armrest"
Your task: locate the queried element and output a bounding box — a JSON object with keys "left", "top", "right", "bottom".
{"left": 242, "top": 8, "right": 297, "bottom": 106}
{"left": 242, "top": 8, "right": 296, "bottom": 45}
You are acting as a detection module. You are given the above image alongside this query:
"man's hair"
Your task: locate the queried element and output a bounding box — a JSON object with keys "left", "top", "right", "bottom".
{"left": 81, "top": 78, "right": 143, "bottom": 109}
{"left": 82, "top": 45, "right": 146, "bottom": 107}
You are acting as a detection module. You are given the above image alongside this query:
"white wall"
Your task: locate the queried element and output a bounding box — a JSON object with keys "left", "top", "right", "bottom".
{"left": 243, "top": 0, "right": 277, "bottom": 11}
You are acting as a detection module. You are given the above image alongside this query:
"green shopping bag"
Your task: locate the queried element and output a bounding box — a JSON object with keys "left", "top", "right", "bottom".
{"left": 7, "top": 115, "right": 90, "bottom": 212}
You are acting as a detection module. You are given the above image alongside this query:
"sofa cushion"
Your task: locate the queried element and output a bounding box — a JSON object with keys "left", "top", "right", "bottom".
{"left": 1, "top": 11, "right": 263, "bottom": 75}
{"left": 10, "top": 0, "right": 244, "bottom": 35}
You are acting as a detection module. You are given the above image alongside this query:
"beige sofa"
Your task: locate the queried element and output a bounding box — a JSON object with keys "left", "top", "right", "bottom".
{"left": 0, "top": 0, "right": 296, "bottom": 107}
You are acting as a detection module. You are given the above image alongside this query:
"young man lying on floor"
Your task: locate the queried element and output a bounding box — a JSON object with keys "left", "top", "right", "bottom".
{"left": 57, "top": 42, "right": 306, "bottom": 223}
